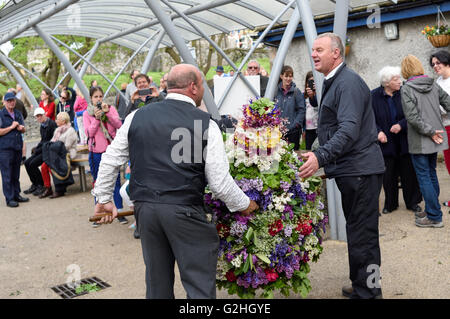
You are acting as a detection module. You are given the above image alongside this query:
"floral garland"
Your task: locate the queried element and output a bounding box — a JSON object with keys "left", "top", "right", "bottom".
{"left": 205, "top": 97, "right": 327, "bottom": 299}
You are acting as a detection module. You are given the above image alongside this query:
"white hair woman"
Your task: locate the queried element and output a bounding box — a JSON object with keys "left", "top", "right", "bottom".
{"left": 371, "top": 66, "right": 422, "bottom": 215}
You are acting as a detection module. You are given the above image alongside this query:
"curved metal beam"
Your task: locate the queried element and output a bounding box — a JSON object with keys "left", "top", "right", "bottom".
{"left": 50, "top": 35, "right": 128, "bottom": 102}
{"left": 0, "top": 52, "right": 39, "bottom": 108}
{"left": 0, "top": 0, "right": 80, "bottom": 45}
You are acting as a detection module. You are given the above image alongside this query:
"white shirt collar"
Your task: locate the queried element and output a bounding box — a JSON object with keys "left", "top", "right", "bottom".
{"left": 166, "top": 93, "right": 196, "bottom": 107}
{"left": 325, "top": 62, "right": 344, "bottom": 80}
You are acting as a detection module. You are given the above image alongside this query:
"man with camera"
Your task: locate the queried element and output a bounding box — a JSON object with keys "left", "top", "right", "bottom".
{"left": 124, "top": 73, "right": 163, "bottom": 118}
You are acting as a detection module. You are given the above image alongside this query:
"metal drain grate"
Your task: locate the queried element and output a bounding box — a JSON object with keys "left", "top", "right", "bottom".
{"left": 51, "top": 276, "right": 110, "bottom": 299}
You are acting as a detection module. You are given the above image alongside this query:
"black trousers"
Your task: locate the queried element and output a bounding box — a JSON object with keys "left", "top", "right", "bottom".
{"left": 135, "top": 202, "right": 219, "bottom": 299}
{"left": 383, "top": 155, "right": 422, "bottom": 211}
{"left": 305, "top": 129, "right": 317, "bottom": 150}
{"left": 24, "top": 152, "right": 44, "bottom": 187}
{"left": 335, "top": 174, "right": 383, "bottom": 299}
{"left": 285, "top": 128, "right": 301, "bottom": 150}
{"left": 0, "top": 149, "right": 22, "bottom": 203}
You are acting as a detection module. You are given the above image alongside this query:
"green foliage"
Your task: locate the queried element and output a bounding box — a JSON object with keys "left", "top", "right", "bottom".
{"left": 75, "top": 283, "right": 100, "bottom": 294}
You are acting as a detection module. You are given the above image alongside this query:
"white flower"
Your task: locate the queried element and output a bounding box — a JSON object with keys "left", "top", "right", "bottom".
{"left": 231, "top": 254, "right": 243, "bottom": 268}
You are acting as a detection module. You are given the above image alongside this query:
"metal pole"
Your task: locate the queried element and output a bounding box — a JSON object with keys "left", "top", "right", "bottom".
{"left": 4, "top": 55, "right": 59, "bottom": 99}
{"left": 54, "top": 50, "right": 92, "bottom": 92}
{"left": 0, "top": 0, "right": 80, "bottom": 45}
{"left": 160, "top": 0, "right": 260, "bottom": 97}
{"left": 78, "top": 41, "right": 100, "bottom": 80}
{"left": 98, "top": 0, "right": 239, "bottom": 43}
{"left": 145, "top": 0, "right": 220, "bottom": 120}
{"left": 217, "top": 0, "right": 297, "bottom": 108}
{"left": 50, "top": 36, "right": 127, "bottom": 102}
{"left": 141, "top": 29, "right": 165, "bottom": 74}
{"left": 330, "top": 0, "right": 350, "bottom": 241}
{"left": 0, "top": 52, "right": 39, "bottom": 108}
{"left": 294, "top": 0, "right": 324, "bottom": 102}
{"left": 33, "top": 25, "right": 90, "bottom": 104}
{"left": 104, "top": 31, "right": 159, "bottom": 97}
{"left": 333, "top": 0, "right": 350, "bottom": 62}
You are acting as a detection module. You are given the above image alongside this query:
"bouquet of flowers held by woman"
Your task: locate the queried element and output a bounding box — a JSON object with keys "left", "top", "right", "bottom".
{"left": 205, "top": 97, "right": 327, "bottom": 299}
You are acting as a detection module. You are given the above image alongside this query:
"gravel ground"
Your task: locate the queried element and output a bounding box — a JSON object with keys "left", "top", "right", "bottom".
{"left": 0, "top": 150, "right": 449, "bottom": 299}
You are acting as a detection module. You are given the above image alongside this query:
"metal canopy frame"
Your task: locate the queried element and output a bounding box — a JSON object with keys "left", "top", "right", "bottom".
{"left": 0, "top": 0, "right": 396, "bottom": 240}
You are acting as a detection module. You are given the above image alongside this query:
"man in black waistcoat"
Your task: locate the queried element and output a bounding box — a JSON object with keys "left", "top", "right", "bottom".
{"left": 92, "top": 64, "right": 258, "bottom": 299}
{"left": 299, "top": 33, "right": 385, "bottom": 299}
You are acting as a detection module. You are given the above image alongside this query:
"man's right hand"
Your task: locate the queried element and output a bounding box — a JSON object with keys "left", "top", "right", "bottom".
{"left": 241, "top": 200, "right": 259, "bottom": 216}
{"left": 94, "top": 201, "right": 118, "bottom": 224}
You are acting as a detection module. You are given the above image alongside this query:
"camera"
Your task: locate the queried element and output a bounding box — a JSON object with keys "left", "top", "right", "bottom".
{"left": 138, "top": 88, "right": 153, "bottom": 96}
{"left": 96, "top": 101, "right": 102, "bottom": 110}
{"left": 307, "top": 79, "right": 315, "bottom": 91}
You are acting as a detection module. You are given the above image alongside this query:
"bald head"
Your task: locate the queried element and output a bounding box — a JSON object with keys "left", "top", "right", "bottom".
{"left": 167, "top": 64, "right": 200, "bottom": 90}
{"left": 167, "top": 64, "right": 205, "bottom": 106}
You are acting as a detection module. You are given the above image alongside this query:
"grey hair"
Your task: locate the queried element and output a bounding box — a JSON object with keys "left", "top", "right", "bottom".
{"left": 317, "top": 32, "right": 344, "bottom": 58}
{"left": 378, "top": 66, "right": 401, "bottom": 87}
{"left": 248, "top": 59, "right": 260, "bottom": 68}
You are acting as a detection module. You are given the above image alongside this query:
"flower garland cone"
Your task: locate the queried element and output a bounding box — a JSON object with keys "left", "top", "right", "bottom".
{"left": 205, "top": 97, "right": 327, "bottom": 299}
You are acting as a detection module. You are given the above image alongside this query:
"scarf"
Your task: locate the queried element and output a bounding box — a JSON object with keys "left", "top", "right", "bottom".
{"left": 51, "top": 123, "right": 71, "bottom": 142}
{"left": 87, "top": 103, "right": 113, "bottom": 143}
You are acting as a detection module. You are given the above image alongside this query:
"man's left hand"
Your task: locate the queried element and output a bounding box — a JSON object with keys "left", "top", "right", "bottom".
{"left": 390, "top": 124, "right": 401, "bottom": 134}
{"left": 299, "top": 152, "right": 319, "bottom": 178}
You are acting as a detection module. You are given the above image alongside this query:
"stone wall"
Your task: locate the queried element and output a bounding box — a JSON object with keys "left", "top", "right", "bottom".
{"left": 282, "top": 15, "right": 444, "bottom": 91}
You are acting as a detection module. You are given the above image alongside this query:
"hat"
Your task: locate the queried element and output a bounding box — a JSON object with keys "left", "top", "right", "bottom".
{"left": 3, "top": 92, "right": 15, "bottom": 101}
{"left": 34, "top": 107, "right": 45, "bottom": 116}
{"left": 216, "top": 66, "right": 224, "bottom": 72}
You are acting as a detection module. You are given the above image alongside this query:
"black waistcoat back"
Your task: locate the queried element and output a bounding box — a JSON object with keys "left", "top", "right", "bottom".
{"left": 128, "top": 99, "right": 211, "bottom": 205}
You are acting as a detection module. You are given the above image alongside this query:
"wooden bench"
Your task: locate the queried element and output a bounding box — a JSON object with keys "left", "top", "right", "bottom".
{"left": 71, "top": 145, "right": 89, "bottom": 192}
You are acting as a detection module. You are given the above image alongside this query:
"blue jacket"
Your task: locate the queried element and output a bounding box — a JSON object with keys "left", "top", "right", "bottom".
{"left": 371, "top": 86, "right": 409, "bottom": 157}
{"left": 313, "top": 64, "right": 385, "bottom": 178}
{"left": 0, "top": 107, "right": 24, "bottom": 151}
{"left": 275, "top": 81, "right": 306, "bottom": 131}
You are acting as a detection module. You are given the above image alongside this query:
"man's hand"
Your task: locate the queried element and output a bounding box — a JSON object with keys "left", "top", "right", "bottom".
{"left": 94, "top": 201, "right": 118, "bottom": 224}
{"left": 299, "top": 152, "right": 319, "bottom": 178}
{"left": 10, "top": 121, "right": 19, "bottom": 129}
{"left": 432, "top": 130, "right": 444, "bottom": 144}
{"left": 378, "top": 131, "right": 388, "bottom": 143}
{"left": 241, "top": 200, "right": 259, "bottom": 216}
{"left": 17, "top": 125, "right": 25, "bottom": 133}
{"left": 390, "top": 124, "right": 401, "bottom": 134}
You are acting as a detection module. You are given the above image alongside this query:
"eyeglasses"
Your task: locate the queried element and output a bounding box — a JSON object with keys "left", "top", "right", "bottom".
{"left": 248, "top": 66, "right": 258, "bottom": 70}
{"left": 431, "top": 61, "right": 441, "bottom": 67}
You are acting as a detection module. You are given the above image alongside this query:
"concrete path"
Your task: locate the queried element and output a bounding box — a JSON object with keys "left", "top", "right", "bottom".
{"left": 0, "top": 160, "right": 449, "bottom": 299}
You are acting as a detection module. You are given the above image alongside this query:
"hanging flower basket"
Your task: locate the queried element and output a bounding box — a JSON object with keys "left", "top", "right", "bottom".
{"left": 421, "top": 7, "right": 450, "bottom": 48}
{"left": 427, "top": 34, "right": 450, "bottom": 48}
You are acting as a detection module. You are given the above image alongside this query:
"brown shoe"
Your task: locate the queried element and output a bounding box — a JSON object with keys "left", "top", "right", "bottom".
{"left": 49, "top": 192, "right": 64, "bottom": 199}
{"left": 38, "top": 187, "right": 53, "bottom": 198}
{"left": 342, "top": 285, "right": 353, "bottom": 298}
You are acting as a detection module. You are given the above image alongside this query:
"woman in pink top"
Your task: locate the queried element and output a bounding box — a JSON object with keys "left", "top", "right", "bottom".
{"left": 83, "top": 86, "right": 127, "bottom": 226}
{"left": 73, "top": 88, "right": 88, "bottom": 145}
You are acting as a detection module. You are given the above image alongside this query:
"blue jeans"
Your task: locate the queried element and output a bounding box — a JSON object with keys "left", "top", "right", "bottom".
{"left": 89, "top": 152, "right": 123, "bottom": 210}
{"left": 410, "top": 153, "right": 442, "bottom": 222}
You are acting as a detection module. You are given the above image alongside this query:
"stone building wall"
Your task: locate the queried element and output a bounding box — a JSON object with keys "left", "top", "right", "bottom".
{"left": 282, "top": 15, "right": 444, "bottom": 91}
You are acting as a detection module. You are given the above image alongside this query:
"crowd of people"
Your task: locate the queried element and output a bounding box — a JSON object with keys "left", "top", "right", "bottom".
{"left": 1, "top": 35, "right": 449, "bottom": 299}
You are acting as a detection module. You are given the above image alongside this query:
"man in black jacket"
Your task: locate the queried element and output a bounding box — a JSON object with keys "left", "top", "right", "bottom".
{"left": 299, "top": 33, "right": 385, "bottom": 299}
{"left": 23, "top": 107, "right": 57, "bottom": 196}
